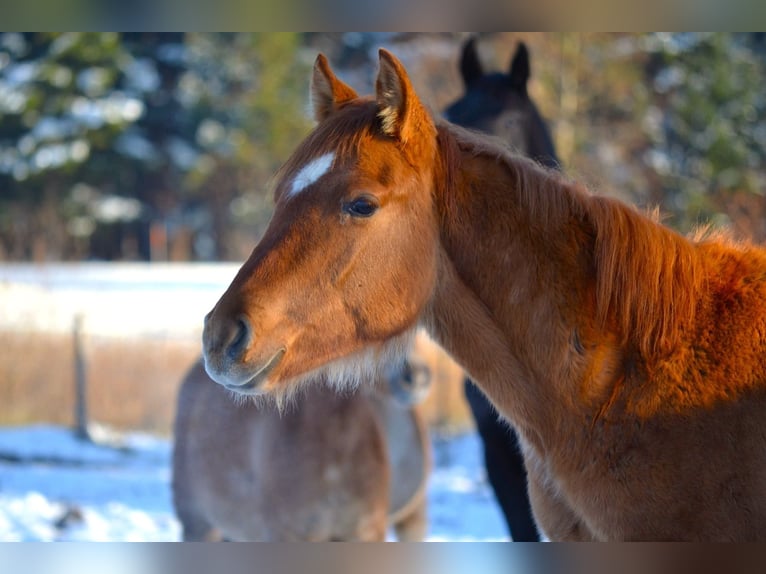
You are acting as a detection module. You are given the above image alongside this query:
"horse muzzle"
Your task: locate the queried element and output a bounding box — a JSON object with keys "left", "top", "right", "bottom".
{"left": 202, "top": 312, "right": 285, "bottom": 394}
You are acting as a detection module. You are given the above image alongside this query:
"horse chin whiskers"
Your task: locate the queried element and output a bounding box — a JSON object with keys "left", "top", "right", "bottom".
{"left": 259, "top": 329, "right": 417, "bottom": 405}
{"left": 224, "top": 382, "right": 300, "bottom": 416}
{"left": 270, "top": 379, "right": 309, "bottom": 415}
{"left": 318, "top": 329, "right": 417, "bottom": 394}
{"left": 226, "top": 387, "right": 267, "bottom": 409}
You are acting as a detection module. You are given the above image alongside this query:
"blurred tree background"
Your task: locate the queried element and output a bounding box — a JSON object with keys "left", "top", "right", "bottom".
{"left": 0, "top": 32, "right": 312, "bottom": 262}
{"left": 2, "top": 32, "right": 766, "bottom": 263}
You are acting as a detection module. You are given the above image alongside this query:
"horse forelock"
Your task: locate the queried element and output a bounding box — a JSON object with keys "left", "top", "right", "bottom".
{"left": 274, "top": 100, "right": 382, "bottom": 202}
{"left": 274, "top": 98, "right": 440, "bottom": 207}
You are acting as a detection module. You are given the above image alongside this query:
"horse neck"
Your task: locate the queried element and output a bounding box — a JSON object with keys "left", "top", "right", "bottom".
{"left": 424, "top": 129, "right": 603, "bottom": 444}
{"left": 426, "top": 126, "right": 706, "bottom": 449}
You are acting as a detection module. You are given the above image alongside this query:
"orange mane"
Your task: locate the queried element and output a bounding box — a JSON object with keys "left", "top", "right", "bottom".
{"left": 438, "top": 121, "right": 705, "bottom": 360}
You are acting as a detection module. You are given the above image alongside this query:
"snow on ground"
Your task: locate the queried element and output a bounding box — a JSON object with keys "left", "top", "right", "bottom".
{"left": 0, "top": 425, "right": 509, "bottom": 542}
{"left": 0, "top": 264, "right": 509, "bottom": 541}
{"left": 0, "top": 263, "right": 239, "bottom": 339}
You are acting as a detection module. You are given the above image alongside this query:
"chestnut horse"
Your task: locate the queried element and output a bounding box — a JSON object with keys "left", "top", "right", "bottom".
{"left": 172, "top": 357, "right": 431, "bottom": 541}
{"left": 444, "top": 36, "right": 559, "bottom": 542}
{"left": 202, "top": 49, "right": 766, "bottom": 541}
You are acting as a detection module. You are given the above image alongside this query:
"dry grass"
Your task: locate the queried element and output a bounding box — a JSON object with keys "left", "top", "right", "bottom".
{"left": 0, "top": 330, "right": 473, "bottom": 435}
{"left": 0, "top": 330, "right": 199, "bottom": 435}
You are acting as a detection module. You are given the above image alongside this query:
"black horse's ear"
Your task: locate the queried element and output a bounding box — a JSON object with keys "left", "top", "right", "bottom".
{"left": 508, "top": 42, "right": 530, "bottom": 95}
{"left": 459, "top": 36, "right": 483, "bottom": 87}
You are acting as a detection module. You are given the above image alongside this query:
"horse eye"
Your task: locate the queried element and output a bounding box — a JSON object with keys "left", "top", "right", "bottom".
{"left": 343, "top": 196, "right": 379, "bottom": 218}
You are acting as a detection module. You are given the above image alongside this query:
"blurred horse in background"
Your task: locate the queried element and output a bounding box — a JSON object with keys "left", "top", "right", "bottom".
{"left": 443, "top": 36, "right": 559, "bottom": 542}
{"left": 172, "top": 357, "right": 431, "bottom": 541}
{"left": 445, "top": 37, "right": 558, "bottom": 169}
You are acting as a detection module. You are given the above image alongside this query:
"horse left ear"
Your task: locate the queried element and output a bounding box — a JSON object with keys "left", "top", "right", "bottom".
{"left": 459, "top": 36, "right": 483, "bottom": 87}
{"left": 375, "top": 49, "right": 434, "bottom": 146}
{"left": 311, "top": 54, "right": 359, "bottom": 123}
{"left": 508, "top": 42, "right": 530, "bottom": 95}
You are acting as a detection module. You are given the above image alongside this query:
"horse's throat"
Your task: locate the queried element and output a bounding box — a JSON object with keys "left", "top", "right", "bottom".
{"left": 422, "top": 249, "right": 552, "bottom": 435}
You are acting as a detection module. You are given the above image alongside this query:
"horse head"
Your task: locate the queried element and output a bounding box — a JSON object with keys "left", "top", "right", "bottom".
{"left": 444, "top": 37, "right": 559, "bottom": 169}
{"left": 203, "top": 51, "right": 443, "bottom": 400}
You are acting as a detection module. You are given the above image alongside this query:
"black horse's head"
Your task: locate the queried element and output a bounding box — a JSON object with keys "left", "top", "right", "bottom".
{"left": 445, "top": 37, "right": 559, "bottom": 170}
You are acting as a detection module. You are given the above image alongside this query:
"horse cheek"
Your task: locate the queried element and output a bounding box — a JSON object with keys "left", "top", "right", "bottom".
{"left": 337, "top": 264, "right": 415, "bottom": 342}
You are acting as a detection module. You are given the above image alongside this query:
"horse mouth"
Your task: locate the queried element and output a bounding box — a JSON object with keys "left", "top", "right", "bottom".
{"left": 225, "top": 348, "right": 286, "bottom": 395}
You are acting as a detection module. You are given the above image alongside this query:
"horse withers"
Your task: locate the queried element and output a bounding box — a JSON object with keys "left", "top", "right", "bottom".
{"left": 202, "top": 48, "right": 766, "bottom": 540}
{"left": 443, "top": 36, "right": 560, "bottom": 542}
{"left": 172, "top": 356, "right": 431, "bottom": 541}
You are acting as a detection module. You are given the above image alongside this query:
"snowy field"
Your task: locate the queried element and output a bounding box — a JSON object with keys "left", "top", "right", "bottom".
{"left": 0, "top": 264, "right": 508, "bottom": 542}
{"left": 0, "top": 425, "right": 509, "bottom": 542}
{"left": 0, "top": 263, "right": 240, "bottom": 339}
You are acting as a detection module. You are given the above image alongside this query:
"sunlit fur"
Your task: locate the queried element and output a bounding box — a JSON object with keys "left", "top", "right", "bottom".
{"left": 173, "top": 359, "right": 430, "bottom": 541}
{"left": 262, "top": 329, "right": 416, "bottom": 413}
{"left": 204, "top": 50, "right": 766, "bottom": 541}
{"left": 228, "top": 329, "right": 416, "bottom": 413}
{"left": 437, "top": 123, "right": 704, "bottom": 361}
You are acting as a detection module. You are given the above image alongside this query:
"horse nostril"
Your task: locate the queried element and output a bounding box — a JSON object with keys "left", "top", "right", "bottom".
{"left": 226, "top": 317, "right": 252, "bottom": 360}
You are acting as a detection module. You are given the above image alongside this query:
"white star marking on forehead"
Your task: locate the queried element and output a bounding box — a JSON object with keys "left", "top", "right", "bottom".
{"left": 289, "top": 152, "right": 335, "bottom": 197}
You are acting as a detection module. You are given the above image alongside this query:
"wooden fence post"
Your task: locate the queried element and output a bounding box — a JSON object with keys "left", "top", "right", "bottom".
{"left": 73, "top": 314, "right": 91, "bottom": 442}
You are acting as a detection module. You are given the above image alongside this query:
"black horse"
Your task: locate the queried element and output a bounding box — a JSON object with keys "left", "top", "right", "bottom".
{"left": 444, "top": 37, "right": 559, "bottom": 542}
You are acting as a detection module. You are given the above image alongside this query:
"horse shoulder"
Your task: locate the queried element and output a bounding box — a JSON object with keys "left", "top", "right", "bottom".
{"left": 684, "top": 241, "right": 766, "bottom": 397}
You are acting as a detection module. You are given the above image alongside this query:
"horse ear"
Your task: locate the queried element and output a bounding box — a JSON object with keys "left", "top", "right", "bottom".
{"left": 375, "top": 49, "right": 433, "bottom": 144}
{"left": 310, "top": 53, "right": 359, "bottom": 123}
{"left": 459, "top": 36, "right": 483, "bottom": 87}
{"left": 508, "top": 42, "right": 530, "bottom": 95}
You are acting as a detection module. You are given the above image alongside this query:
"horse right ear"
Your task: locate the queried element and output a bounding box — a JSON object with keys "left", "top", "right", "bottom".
{"left": 508, "top": 42, "right": 531, "bottom": 95}
{"left": 459, "top": 36, "right": 483, "bottom": 87}
{"left": 375, "top": 49, "right": 436, "bottom": 161}
{"left": 310, "top": 54, "right": 359, "bottom": 123}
